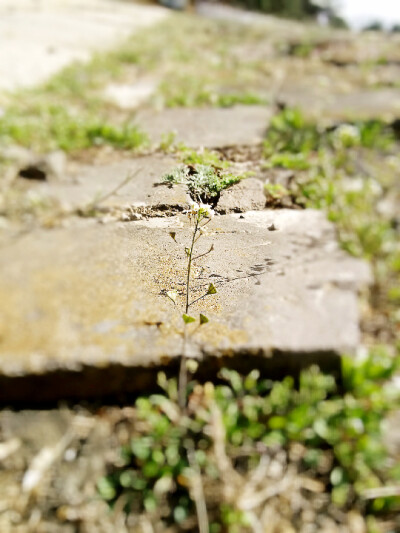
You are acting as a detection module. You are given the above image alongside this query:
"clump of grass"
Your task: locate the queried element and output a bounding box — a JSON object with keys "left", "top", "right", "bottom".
{"left": 162, "top": 164, "right": 244, "bottom": 202}
{"left": 263, "top": 107, "right": 323, "bottom": 157}
{"left": 264, "top": 152, "right": 311, "bottom": 170}
{"left": 160, "top": 80, "right": 267, "bottom": 108}
{"left": 263, "top": 108, "right": 394, "bottom": 161}
{"left": 0, "top": 104, "right": 148, "bottom": 152}
{"left": 179, "top": 147, "right": 230, "bottom": 169}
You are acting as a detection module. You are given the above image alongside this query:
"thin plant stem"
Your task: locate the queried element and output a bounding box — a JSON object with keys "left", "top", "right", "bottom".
{"left": 192, "top": 244, "right": 214, "bottom": 262}
{"left": 177, "top": 208, "right": 212, "bottom": 529}
{"left": 179, "top": 325, "right": 188, "bottom": 409}
{"left": 186, "top": 439, "right": 209, "bottom": 533}
{"left": 189, "top": 293, "right": 209, "bottom": 307}
{"left": 186, "top": 217, "right": 200, "bottom": 314}
{"left": 179, "top": 216, "right": 200, "bottom": 409}
{"left": 86, "top": 168, "right": 141, "bottom": 210}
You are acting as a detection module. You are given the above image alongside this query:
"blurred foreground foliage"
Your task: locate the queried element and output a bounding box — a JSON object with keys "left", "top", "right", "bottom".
{"left": 99, "top": 351, "right": 400, "bottom": 531}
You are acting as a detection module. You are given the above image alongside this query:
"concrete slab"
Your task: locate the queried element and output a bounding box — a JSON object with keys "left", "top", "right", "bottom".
{"left": 279, "top": 87, "right": 400, "bottom": 123}
{"left": 136, "top": 106, "right": 272, "bottom": 148}
{"left": 0, "top": 209, "right": 371, "bottom": 403}
{"left": 216, "top": 177, "right": 266, "bottom": 213}
{"left": 0, "top": 0, "right": 167, "bottom": 92}
{"left": 27, "top": 154, "right": 190, "bottom": 214}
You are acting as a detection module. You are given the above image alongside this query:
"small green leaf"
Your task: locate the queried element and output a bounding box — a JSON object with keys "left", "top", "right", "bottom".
{"left": 166, "top": 290, "right": 177, "bottom": 304}
{"left": 182, "top": 314, "right": 196, "bottom": 324}
{"left": 185, "top": 247, "right": 191, "bottom": 257}
{"left": 330, "top": 467, "right": 344, "bottom": 486}
{"left": 200, "top": 314, "right": 209, "bottom": 324}
{"left": 174, "top": 506, "right": 188, "bottom": 524}
{"left": 186, "top": 359, "right": 199, "bottom": 373}
{"left": 97, "top": 476, "right": 117, "bottom": 500}
{"left": 207, "top": 283, "right": 217, "bottom": 295}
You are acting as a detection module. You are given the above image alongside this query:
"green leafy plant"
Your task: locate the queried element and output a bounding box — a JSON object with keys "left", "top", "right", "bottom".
{"left": 179, "top": 148, "right": 230, "bottom": 170}
{"left": 263, "top": 108, "right": 394, "bottom": 161}
{"left": 162, "top": 164, "right": 243, "bottom": 203}
{"left": 167, "top": 200, "right": 217, "bottom": 409}
{"left": 263, "top": 107, "right": 323, "bottom": 157}
{"left": 165, "top": 191, "right": 225, "bottom": 531}
{"left": 264, "top": 151, "right": 311, "bottom": 170}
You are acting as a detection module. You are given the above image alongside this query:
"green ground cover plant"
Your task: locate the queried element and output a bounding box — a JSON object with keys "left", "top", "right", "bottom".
{"left": 99, "top": 351, "right": 400, "bottom": 532}
{"left": 0, "top": 102, "right": 148, "bottom": 152}
{"left": 179, "top": 148, "right": 231, "bottom": 169}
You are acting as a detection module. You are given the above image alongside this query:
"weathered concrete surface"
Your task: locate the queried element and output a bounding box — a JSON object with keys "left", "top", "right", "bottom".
{"left": 136, "top": 106, "right": 272, "bottom": 148}
{"left": 0, "top": 209, "right": 371, "bottom": 403}
{"left": 25, "top": 154, "right": 190, "bottom": 215}
{"left": 216, "top": 177, "right": 266, "bottom": 213}
{"left": 279, "top": 87, "right": 400, "bottom": 123}
{"left": 1, "top": 145, "right": 67, "bottom": 182}
{"left": 0, "top": 0, "right": 167, "bottom": 92}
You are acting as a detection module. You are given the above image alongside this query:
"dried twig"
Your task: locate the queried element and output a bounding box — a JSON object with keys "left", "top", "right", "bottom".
{"left": 82, "top": 168, "right": 142, "bottom": 213}
{"left": 186, "top": 440, "right": 209, "bottom": 533}
{"left": 362, "top": 486, "right": 400, "bottom": 499}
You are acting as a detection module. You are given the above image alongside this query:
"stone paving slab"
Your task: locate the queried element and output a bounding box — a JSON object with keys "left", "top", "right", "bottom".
{"left": 0, "top": 208, "right": 371, "bottom": 403}
{"left": 27, "top": 155, "right": 270, "bottom": 216}
{"left": 136, "top": 106, "right": 272, "bottom": 148}
{"left": 29, "top": 154, "right": 189, "bottom": 214}
{"left": 216, "top": 177, "right": 266, "bottom": 213}
{"left": 278, "top": 87, "right": 400, "bottom": 123}
{"left": 0, "top": 0, "right": 167, "bottom": 92}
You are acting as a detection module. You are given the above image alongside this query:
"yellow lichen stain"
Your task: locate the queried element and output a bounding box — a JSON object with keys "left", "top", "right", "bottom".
{"left": 0, "top": 261, "right": 169, "bottom": 363}
{"left": 0, "top": 231, "right": 249, "bottom": 367}
{"left": 190, "top": 320, "right": 248, "bottom": 348}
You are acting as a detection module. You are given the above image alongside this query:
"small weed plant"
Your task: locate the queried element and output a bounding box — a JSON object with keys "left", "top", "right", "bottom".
{"left": 165, "top": 199, "right": 217, "bottom": 409}
{"left": 162, "top": 164, "right": 243, "bottom": 203}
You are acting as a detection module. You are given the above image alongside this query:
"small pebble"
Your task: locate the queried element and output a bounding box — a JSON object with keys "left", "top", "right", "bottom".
{"left": 64, "top": 448, "right": 77, "bottom": 462}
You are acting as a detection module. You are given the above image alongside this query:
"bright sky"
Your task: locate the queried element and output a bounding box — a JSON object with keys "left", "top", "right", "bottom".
{"left": 338, "top": 0, "right": 400, "bottom": 28}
